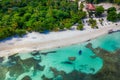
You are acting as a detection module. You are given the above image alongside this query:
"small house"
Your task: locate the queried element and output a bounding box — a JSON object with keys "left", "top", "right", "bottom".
{"left": 86, "top": 3, "right": 95, "bottom": 11}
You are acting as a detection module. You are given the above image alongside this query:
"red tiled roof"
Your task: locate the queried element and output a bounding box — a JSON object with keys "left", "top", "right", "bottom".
{"left": 86, "top": 3, "right": 95, "bottom": 10}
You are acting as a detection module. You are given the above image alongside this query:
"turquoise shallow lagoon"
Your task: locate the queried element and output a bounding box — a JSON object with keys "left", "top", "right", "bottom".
{"left": 40, "top": 44, "right": 103, "bottom": 74}
{"left": 90, "top": 31, "right": 120, "bottom": 52}
{"left": 1, "top": 31, "right": 120, "bottom": 80}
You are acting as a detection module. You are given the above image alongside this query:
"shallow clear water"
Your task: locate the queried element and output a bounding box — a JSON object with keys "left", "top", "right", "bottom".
{"left": 40, "top": 44, "right": 103, "bottom": 74}
{"left": 90, "top": 31, "right": 120, "bottom": 52}
{"left": 2, "top": 31, "right": 120, "bottom": 80}
{"left": 14, "top": 44, "right": 103, "bottom": 80}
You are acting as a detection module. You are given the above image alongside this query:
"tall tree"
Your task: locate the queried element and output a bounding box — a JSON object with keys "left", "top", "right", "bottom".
{"left": 95, "top": 6, "right": 104, "bottom": 16}
{"left": 107, "top": 11, "right": 117, "bottom": 22}
{"left": 107, "top": 7, "right": 116, "bottom": 13}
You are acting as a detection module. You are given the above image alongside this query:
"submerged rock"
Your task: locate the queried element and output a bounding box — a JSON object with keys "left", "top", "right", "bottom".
{"left": 50, "top": 67, "right": 66, "bottom": 77}
{"left": 86, "top": 43, "right": 92, "bottom": 48}
{"left": 8, "top": 57, "right": 40, "bottom": 78}
{"left": 31, "top": 50, "right": 40, "bottom": 56}
{"left": 53, "top": 75, "right": 63, "bottom": 80}
{"left": 41, "top": 75, "right": 53, "bottom": 80}
{"left": 50, "top": 67, "right": 90, "bottom": 80}
{"left": 0, "top": 57, "right": 3, "bottom": 63}
{"left": 0, "top": 66, "right": 8, "bottom": 80}
{"left": 21, "top": 76, "right": 32, "bottom": 80}
{"left": 1, "top": 54, "right": 19, "bottom": 67}
{"left": 68, "top": 57, "right": 76, "bottom": 61}
{"left": 61, "top": 61, "right": 73, "bottom": 64}
{"left": 86, "top": 43, "right": 120, "bottom": 80}
{"left": 2, "top": 61, "right": 16, "bottom": 67}
{"left": 8, "top": 54, "right": 18, "bottom": 60}
{"left": 35, "top": 64, "right": 45, "bottom": 71}
{"left": 40, "top": 51, "right": 57, "bottom": 55}
{"left": 90, "top": 68, "right": 95, "bottom": 72}
{"left": 31, "top": 50, "right": 41, "bottom": 61}
{"left": 90, "top": 55, "right": 97, "bottom": 59}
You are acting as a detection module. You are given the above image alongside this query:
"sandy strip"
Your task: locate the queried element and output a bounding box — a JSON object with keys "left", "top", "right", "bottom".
{"left": 0, "top": 24, "right": 120, "bottom": 57}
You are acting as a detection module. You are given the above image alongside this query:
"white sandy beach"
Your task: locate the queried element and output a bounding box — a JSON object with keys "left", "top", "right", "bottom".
{"left": 0, "top": 22, "right": 120, "bottom": 57}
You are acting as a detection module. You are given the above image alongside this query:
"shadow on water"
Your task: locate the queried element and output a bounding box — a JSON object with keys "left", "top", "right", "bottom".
{"left": 40, "top": 51, "right": 57, "bottom": 55}
{"left": 61, "top": 61, "right": 73, "bottom": 65}
{"left": 78, "top": 50, "right": 82, "bottom": 55}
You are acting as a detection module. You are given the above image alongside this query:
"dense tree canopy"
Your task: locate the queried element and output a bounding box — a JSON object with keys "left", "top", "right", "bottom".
{"left": 0, "top": 0, "right": 86, "bottom": 40}
{"left": 107, "top": 7, "right": 116, "bottom": 13}
{"left": 86, "top": 0, "right": 120, "bottom": 4}
{"left": 89, "top": 18, "right": 97, "bottom": 28}
{"left": 95, "top": 6, "right": 104, "bottom": 16}
{"left": 107, "top": 11, "right": 117, "bottom": 22}
{"left": 117, "top": 12, "right": 120, "bottom": 20}
{"left": 107, "top": 7, "right": 119, "bottom": 22}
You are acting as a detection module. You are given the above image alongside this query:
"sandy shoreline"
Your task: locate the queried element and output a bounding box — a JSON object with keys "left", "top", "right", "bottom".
{"left": 0, "top": 24, "right": 120, "bottom": 57}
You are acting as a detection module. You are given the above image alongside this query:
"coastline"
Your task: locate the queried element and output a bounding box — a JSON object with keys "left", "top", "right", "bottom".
{"left": 0, "top": 24, "right": 120, "bottom": 57}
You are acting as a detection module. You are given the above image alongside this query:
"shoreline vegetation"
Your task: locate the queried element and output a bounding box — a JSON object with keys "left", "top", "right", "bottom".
{"left": 86, "top": 0, "right": 120, "bottom": 4}
{"left": 0, "top": 23, "right": 120, "bottom": 57}
{"left": 0, "top": 0, "right": 120, "bottom": 57}
{"left": 0, "top": 0, "right": 120, "bottom": 40}
{"left": 0, "top": 0, "right": 86, "bottom": 40}
{"left": 0, "top": 0, "right": 120, "bottom": 80}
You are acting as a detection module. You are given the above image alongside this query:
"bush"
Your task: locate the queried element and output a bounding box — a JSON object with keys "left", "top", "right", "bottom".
{"left": 89, "top": 18, "right": 97, "bottom": 28}
{"left": 107, "top": 7, "right": 116, "bottom": 13}
{"left": 107, "top": 11, "right": 117, "bottom": 22}
{"left": 15, "top": 29, "right": 26, "bottom": 37}
{"left": 117, "top": 12, "right": 120, "bottom": 20}
{"left": 77, "top": 24, "right": 84, "bottom": 30}
{"left": 95, "top": 6, "right": 104, "bottom": 16}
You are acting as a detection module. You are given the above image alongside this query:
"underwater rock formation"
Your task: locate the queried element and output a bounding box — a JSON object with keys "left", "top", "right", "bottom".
{"left": 86, "top": 43, "right": 120, "bottom": 80}
{"left": 35, "top": 64, "right": 45, "bottom": 71}
{"left": 50, "top": 67, "right": 92, "bottom": 80}
{"left": 0, "top": 53, "right": 42, "bottom": 79}
{"left": 61, "top": 61, "right": 73, "bottom": 64}
{"left": 0, "top": 57, "right": 3, "bottom": 63}
{"left": 68, "top": 57, "right": 76, "bottom": 61}
{"left": 0, "top": 41, "right": 120, "bottom": 80}
{"left": 0, "top": 66, "right": 8, "bottom": 80}
{"left": 31, "top": 50, "right": 40, "bottom": 56}
{"left": 41, "top": 75, "right": 53, "bottom": 80}
{"left": 53, "top": 75, "right": 63, "bottom": 80}
{"left": 21, "top": 76, "right": 32, "bottom": 80}
{"left": 40, "top": 51, "right": 57, "bottom": 55}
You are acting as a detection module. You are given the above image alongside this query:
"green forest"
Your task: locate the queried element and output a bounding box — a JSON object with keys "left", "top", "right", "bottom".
{"left": 0, "top": 0, "right": 86, "bottom": 40}
{"left": 86, "top": 0, "right": 120, "bottom": 4}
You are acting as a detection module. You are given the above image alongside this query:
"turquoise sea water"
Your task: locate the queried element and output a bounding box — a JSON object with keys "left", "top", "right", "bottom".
{"left": 2, "top": 31, "right": 120, "bottom": 80}
{"left": 40, "top": 44, "right": 102, "bottom": 74}
{"left": 90, "top": 31, "right": 120, "bottom": 52}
